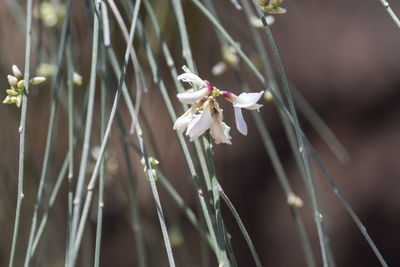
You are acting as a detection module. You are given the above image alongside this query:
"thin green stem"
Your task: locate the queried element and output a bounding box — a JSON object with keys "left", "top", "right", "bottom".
{"left": 65, "top": 36, "right": 75, "bottom": 267}
{"left": 292, "top": 89, "right": 350, "bottom": 164}
{"left": 251, "top": 4, "right": 328, "bottom": 265}
{"left": 305, "top": 138, "right": 388, "bottom": 267}
{"left": 219, "top": 185, "right": 262, "bottom": 267}
{"left": 93, "top": 78, "right": 106, "bottom": 267}
{"left": 9, "top": 0, "right": 33, "bottom": 266}
{"left": 204, "top": 134, "right": 229, "bottom": 266}
{"left": 68, "top": 0, "right": 142, "bottom": 265}
{"left": 379, "top": 0, "right": 400, "bottom": 29}
{"left": 31, "top": 153, "right": 69, "bottom": 254}
{"left": 102, "top": 57, "right": 147, "bottom": 267}
{"left": 23, "top": 1, "right": 72, "bottom": 265}
{"left": 169, "top": 0, "right": 195, "bottom": 71}
{"left": 189, "top": 1, "right": 329, "bottom": 265}
{"left": 68, "top": 1, "right": 100, "bottom": 263}
{"left": 136, "top": 8, "right": 222, "bottom": 262}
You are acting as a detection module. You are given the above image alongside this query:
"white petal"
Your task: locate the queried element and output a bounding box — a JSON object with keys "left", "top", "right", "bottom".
{"left": 210, "top": 120, "right": 232, "bottom": 145}
{"left": 173, "top": 106, "right": 197, "bottom": 132}
{"left": 177, "top": 66, "right": 206, "bottom": 87}
{"left": 233, "top": 91, "right": 264, "bottom": 110}
{"left": 186, "top": 106, "right": 213, "bottom": 141}
{"left": 234, "top": 107, "right": 247, "bottom": 135}
{"left": 177, "top": 87, "right": 211, "bottom": 104}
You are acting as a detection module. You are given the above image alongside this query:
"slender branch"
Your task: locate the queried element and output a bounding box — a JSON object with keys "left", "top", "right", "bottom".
{"left": 8, "top": 0, "right": 33, "bottom": 265}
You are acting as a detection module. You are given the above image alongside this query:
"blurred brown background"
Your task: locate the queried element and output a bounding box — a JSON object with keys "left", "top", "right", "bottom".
{"left": 1, "top": 0, "right": 400, "bottom": 266}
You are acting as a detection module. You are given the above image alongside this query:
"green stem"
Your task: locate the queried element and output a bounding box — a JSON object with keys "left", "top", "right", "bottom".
{"left": 204, "top": 134, "right": 229, "bottom": 266}
{"left": 23, "top": 1, "right": 72, "bottom": 265}
{"left": 136, "top": 7, "right": 222, "bottom": 262}
{"left": 68, "top": 1, "right": 100, "bottom": 263}
{"left": 8, "top": 0, "right": 33, "bottom": 266}
{"left": 102, "top": 56, "right": 147, "bottom": 267}
{"left": 93, "top": 77, "right": 106, "bottom": 267}
{"left": 379, "top": 0, "right": 400, "bottom": 29}
{"left": 219, "top": 187, "right": 262, "bottom": 267}
{"left": 251, "top": 4, "right": 328, "bottom": 265}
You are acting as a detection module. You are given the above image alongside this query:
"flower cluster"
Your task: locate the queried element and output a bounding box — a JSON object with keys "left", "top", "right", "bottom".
{"left": 3, "top": 65, "right": 46, "bottom": 108}
{"left": 173, "top": 66, "right": 264, "bottom": 145}
{"left": 258, "top": 0, "right": 287, "bottom": 14}
{"left": 34, "top": 1, "right": 66, "bottom": 27}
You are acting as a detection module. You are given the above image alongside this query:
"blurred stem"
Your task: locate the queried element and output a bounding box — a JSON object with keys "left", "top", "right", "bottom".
{"left": 169, "top": 0, "right": 195, "bottom": 71}
{"left": 251, "top": 3, "right": 328, "bottom": 265}
{"left": 305, "top": 138, "right": 388, "bottom": 267}
{"left": 68, "top": 0, "right": 100, "bottom": 264}
{"left": 8, "top": 0, "right": 33, "bottom": 266}
{"left": 204, "top": 1, "right": 315, "bottom": 265}
{"left": 30, "top": 86, "right": 89, "bottom": 258}
{"left": 65, "top": 35, "right": 75, "bottom": 267}
{"left": 219, "top": 187, "right": 262, "bottom": 267}
{"left": 379, "top": 0, "right": 400, "bottom": 29}
{"left": 101, "top": 63, "right": 148, "bottom": 267}
{"left": 23, "top": 1, "right": 72, "bottom": 266}
{"left": 136, "top": 8, "right": 221, "bottom": 263}
{"left": 69, "top": 1, "right": 144, "bottom": 266}
{"left": 93, "top": 77, "right": 106, "bottom": 267}
{"left": 291, "top": 89, "right": 350, "bottom": 164}
{"left": 204, "top": 134, "right": 229, "bottom": 266}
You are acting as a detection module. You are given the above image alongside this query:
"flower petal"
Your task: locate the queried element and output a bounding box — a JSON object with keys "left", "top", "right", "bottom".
{"left": 186, "top": 105, "right": 213, "bottom": 141}
{"left": 233, "top": 91, "right": 264, "bottom": 110}
{"left": 210, "top": 120, "right": 232, "bottom": 145}
{"left": 177, "top": 66, "right": 206, "bottom": 87}
{"left": 173, "top": 106, "right": 197, "bottom": 132}
{"left": 234, "top": 107, "right": 248, "bottom": 135}
{"left": 177, "top": 87, "right": 211, "bottom": 104}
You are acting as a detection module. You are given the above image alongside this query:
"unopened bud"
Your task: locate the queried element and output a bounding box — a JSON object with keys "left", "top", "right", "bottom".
{"left": 73, "top": 72, "right": 83, "bottom": 86}
{"left": 287, "top": 193, "right": 304, "bottom": 208}
{"left": 12, "top": 65, "right": 23, "bottom": 80}
{"left": 270, "top": 0, "right": 283, "bottom": 7}
{"left": 7, "top": 75, "right": 18, "bottom": 87}
{"left": 30, "top": 76, "right": 46, "bottom": 85}
{"left": 263, "top": 6, "right": 287, "bottom": 14}
{"left": 264, "top": 90, "right": 274, "bottom": 101}
{"left": 6, "top": 89, "right": 19, "bottom": 96}
{"left": 17, "top": 80, "right": 25, "bottom": 90}
{"left": 257, "top": 0, "right": 269, "bottom": 6}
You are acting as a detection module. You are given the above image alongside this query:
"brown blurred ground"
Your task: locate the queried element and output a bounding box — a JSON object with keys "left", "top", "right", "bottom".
{"left": 1, "top": 0, "right": 400, "bottom": 266}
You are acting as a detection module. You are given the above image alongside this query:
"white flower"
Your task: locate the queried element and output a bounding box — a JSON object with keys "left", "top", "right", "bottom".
{"left": 175, "top": 100, "right": 232, "bottom": 145}
{"left": 173, "top": 105, "right": 197, "bottom": 132}
{"left": 177, "top": 87, "right": 212, "bottom": 104}
{"left": 224, "top": 90, "right": 264, "bottom": 136}
{"left": 186, "top": 102, "right": 214, "bottom": 142}
{"left": 233, "top": 91, "right": 264, "bottom": 111}
{"left": 177, "top": 65, "right": 208, "bottom": 88}
{"left": 210, "top": 120, "right": 232, "bottom": 145}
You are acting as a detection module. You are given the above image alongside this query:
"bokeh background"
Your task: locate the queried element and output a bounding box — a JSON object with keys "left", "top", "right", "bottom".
{"left": 0, "top": 0, "right": 400, "bottom": 266}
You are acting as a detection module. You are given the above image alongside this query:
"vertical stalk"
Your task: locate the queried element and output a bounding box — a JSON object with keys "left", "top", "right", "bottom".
{"left": 68, "top": 1, "right": 100, "bottom": 262}
{"left": 8, "top": 0, "right": 33, "bottom": 266}
{"left": 23, "top": 1, "right": 72, "bottom": 265}
{"left": 93, "top": 78, "right": 106, "bottom": 267}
